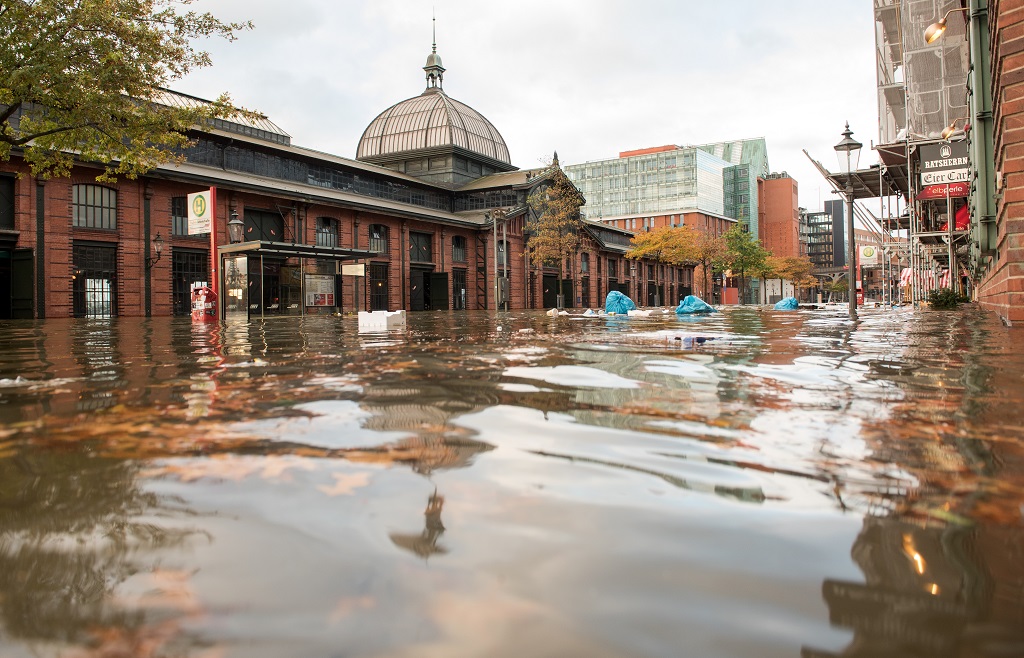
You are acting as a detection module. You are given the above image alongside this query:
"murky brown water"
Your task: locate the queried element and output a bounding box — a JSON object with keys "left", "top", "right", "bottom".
{"left": 1, "top": 306, "right": 1022, "bottom": 657}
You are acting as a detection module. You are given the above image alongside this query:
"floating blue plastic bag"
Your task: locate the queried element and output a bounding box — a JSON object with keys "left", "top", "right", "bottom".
{"left": 675, "top": 295, "right": 716, "bottom": 314}
{"left": 605, "top": 291, "right": 636, "bottom": 314}
{"left": 773, "top": 296, "right": 799, "bottom": 310}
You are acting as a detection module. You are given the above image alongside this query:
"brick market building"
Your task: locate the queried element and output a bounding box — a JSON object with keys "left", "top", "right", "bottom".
{"left": 0, "top": 45, "right": 666, "bottom": 319}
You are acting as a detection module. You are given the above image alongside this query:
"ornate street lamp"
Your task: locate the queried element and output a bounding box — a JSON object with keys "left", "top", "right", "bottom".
{"left": 835, "top": 122, "right": 862, "bottom": 317}
{"left": 227, "top": 209, "right": 244, "bottom": 244}
{"left": 145, "top": 232, "right": 163, "bottom": 269}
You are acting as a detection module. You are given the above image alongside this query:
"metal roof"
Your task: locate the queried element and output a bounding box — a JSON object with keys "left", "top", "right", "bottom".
{"left": 218, "top": 240, "right": 378, "bottom": 261}
{"left": 357, "top": 88, "right": 511, "bottom": 164}
{"left": 825, "top": 164, "right": 909, "bottom": 201}
{"left": 154, "top": 89, "right": 291, "bottom": 145}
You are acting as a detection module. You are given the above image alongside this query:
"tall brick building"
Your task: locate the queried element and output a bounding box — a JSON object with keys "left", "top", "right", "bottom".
{"left": 758, "top": 173, "right": 800, "bottom": 258}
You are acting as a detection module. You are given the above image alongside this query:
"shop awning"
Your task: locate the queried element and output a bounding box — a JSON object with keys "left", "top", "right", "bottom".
{"left": 218, "top": 240, "right": 379, "bottom": 261}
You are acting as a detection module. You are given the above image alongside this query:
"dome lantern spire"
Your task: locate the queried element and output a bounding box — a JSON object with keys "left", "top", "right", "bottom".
{"left": 424, "top": 15, "right": 445, "bottom": 90}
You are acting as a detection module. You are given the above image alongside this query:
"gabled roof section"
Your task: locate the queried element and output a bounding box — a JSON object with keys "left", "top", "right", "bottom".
{"left": 583, "top": 220, "right": 634, "bottom": 253}
{"left": 154, "top": 88, "right": 291, "bottom": 146}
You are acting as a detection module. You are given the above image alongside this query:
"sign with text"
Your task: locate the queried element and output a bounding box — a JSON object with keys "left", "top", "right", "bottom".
{"left": 919, "top": 141, "right": 969, "bottom": 186}
{"left": 859, "top": 245, "right": 879, "bottom": 266}
{"left": 187, "top": 189, "right": 214, "bottom": 235}
{"left": 305, "top": 274, "right": 336, "bottom": 307}
{"left": 916, "top": 182, "right": 969, "bottom": 200}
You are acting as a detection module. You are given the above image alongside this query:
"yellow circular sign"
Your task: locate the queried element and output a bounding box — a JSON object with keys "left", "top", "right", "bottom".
{"left": 863, "top": 246, "right": 875, "bottom": 257}
{"left": 192, "top": 195, "right": 207, "bottom": 217}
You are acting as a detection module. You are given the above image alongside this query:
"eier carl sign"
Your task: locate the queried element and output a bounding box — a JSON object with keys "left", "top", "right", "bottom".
{"left": 919, "top": 141, "right": 969, "bottom": 186}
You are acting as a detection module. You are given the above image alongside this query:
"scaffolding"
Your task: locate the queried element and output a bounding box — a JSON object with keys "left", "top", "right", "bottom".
{"left": 873, "top": 0, "right": 970, "bottom": 302}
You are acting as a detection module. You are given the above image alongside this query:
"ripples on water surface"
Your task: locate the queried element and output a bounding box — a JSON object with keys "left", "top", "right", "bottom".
{"left": 0, "top": 307, "right": 1022, "bottom": 657}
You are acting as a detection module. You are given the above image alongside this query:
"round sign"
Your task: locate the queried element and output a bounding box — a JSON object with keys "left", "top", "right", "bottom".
{"left": 192, "top": 195, "right": 207, "bottom": 217}
{"left": 862, "top": 246, "right": 875, "bottom": 257}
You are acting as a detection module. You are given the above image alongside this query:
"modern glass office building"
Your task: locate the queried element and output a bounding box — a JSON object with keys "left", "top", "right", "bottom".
{"left": 565, "top": 138, "right": 769, "bottom": 235}
{"left": 565, "top": 146, "right": 731, "bottom": 222}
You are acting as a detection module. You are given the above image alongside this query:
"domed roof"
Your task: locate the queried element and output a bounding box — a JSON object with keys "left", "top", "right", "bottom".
{"left": 357, "top": 88, "right": 511, "bottom": 165}
{"left": 425, "top": 51, "right": 443, "bottom": 69}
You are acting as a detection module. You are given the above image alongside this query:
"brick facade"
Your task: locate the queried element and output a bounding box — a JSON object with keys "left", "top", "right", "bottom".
{"left": 979, "top": 0, "right": 1024, "bottom": 323}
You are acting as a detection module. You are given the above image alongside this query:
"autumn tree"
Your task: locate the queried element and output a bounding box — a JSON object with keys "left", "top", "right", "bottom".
{"left": 526, "top": 171, "right": 585, "bottom": 307}
{"left": 723, "top": 224, "right": 769, "bottom": 305}
{"left": 777, "top": 256, "right": 815, "bottom": 301}
{"left": 626, "top": 225, "right": 726, "bottom": 302}
{"left": 0, "top": 0, "right": 253, "bottom": 181}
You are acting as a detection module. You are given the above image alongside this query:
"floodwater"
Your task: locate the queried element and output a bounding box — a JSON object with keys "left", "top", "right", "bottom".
{"left": 0, "top": 307, "right": 1022, "bottom": 658}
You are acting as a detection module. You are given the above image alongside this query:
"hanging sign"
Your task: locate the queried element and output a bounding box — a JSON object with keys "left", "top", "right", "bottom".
{"left": 916, "top": 182, "right": 969, "bottom": 200}
{"left": 188, "top": 189, "right": 214, "bottom": 235}
{"left": 919, "top": 142, "right": 969, "bottom": 186}
{"left": 859, "top": 245, "right": 879, "bottom": 266}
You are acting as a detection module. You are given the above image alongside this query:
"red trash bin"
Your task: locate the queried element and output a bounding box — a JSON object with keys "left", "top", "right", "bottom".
{"left": 191, "top": 286, "right": 217, "bottom": 322}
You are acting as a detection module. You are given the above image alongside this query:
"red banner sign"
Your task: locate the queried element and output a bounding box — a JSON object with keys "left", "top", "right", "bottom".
{"left": 916, "top": 182, "right": 969, "bottom": 200}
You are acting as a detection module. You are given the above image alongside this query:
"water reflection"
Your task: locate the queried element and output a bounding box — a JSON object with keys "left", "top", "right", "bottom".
{"left": 0, "top": 307, "right": 1021, "bottom": 657}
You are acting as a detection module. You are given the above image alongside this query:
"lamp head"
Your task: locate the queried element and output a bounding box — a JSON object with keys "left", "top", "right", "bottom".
{"left": 227, "top": 209, "right": 244, "bottom": 244}
{"left": 924, "top": 18, "right": 947, "bottom": 44}
{"left": 153, "top": 232, "right": 164, "bottom": 257}
{"left": 834, "top": 122, "right": 863, "bottom": 175}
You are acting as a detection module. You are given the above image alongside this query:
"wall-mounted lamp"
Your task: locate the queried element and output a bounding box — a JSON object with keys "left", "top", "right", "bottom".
{"left": 924, "top": 6, "right": 969, "bottom": 44}
{"left": 941, "top": 117, "right": 970, "bottom": 139}
{"left": 145, "top": 232, "right": 163, "bottom": 269}
{"left": 227, "top": 209, "right": 244, "bottom": 244}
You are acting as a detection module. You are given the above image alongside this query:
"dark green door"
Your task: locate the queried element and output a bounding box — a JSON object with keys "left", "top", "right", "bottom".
{"left": 11, "top": 248, "right": 33, "bottom": 319}
{"left": 429, "top": 272, "right": 449, "bottom": 310}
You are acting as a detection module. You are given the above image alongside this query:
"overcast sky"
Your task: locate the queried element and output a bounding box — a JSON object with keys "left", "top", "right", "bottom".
{"left": 180, "top": 0, "right": 879, "bottom": 213}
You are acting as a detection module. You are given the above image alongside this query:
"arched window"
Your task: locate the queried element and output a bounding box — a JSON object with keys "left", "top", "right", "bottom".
{"left": 369, "top": 224, "right": 388, "bottom": 253}
{"left": 316, "top": 217, "right": 338, "bottom": 248}
{"left": 452, "top": 235, "right": 467, "bottom": 262}
{"left": 73, "top": 184, "right": 117, "bottom": 229}
{"left": 580, "top": 253, "right": 590, "bottom": 273}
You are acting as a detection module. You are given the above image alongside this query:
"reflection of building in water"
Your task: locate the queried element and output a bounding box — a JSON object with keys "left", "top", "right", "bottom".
{"left": 389, "top": 490, "right": 447, "bottom": 559}
{"left": 357, "top": 384, "right": 495, "bottom": 475}
{"left": 803, "top": 517, "right": 983, "bottom": 657}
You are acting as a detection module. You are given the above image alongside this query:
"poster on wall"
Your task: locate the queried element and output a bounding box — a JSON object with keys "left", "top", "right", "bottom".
{"left": 305, "top": 274, "right": 336, "bottom": 307}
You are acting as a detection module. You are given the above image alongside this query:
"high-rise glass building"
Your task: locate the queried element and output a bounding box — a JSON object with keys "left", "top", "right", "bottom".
{"left": 564, "top": 138, "right": 769, "bottom": 236}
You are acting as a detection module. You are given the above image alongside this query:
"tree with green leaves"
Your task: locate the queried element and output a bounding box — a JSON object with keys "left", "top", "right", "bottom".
{"left": 723, "top": 224, "right": 769, "bottom": 305}
{"left": 0, "top": 0, "right": 253, "bottom": 181}
{"left": 526, "top": 171, "right": 585, "bottom": 307}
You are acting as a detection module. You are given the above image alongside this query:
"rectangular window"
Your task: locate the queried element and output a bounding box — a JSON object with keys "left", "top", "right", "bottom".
{"left": 171, "top": 197, "right": 188, "bottom": 236}
{"left": 0, "top": 176, "right": 14, "bottom": 230}
{"left": 452, "top": 269, "right": 467, "bottom": 310}
{"left": 72, "top": 242, "right": 117, "bottom": 317}
{"left": 608, "top": 258, "right": 617, "bottom": 278}
{"left": 369, "top": 263, "right": 389, "bottom": 310}
{"left": 452, "top": 235, "right": 467, "bottom": 262}
{"left": 409, "top": 231, "right": 432, "bottom": 263}
{"left": 73, "top": 185, "right": 117, "bottom": 230}
{"left": 171, "top": 248, "right": 209, "bottom": 316}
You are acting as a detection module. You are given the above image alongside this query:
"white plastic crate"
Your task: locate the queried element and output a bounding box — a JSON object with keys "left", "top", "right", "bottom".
{"left": 358, "top": 310, "right": 407, "bottom": 331}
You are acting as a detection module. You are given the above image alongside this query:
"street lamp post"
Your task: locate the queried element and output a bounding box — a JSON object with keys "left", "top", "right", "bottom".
{"left": 835, "top": 122, "right": 862, "bottom": 318}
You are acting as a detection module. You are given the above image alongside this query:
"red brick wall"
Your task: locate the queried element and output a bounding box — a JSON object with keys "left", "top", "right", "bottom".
{"left": 979, "top": 0, "right": 1024, "bottom": 323}
{"left": 759, "top": 176, "right": 800, "bottom": 258}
